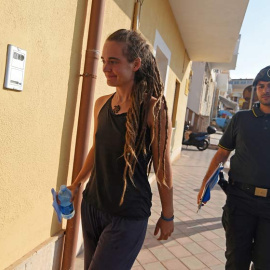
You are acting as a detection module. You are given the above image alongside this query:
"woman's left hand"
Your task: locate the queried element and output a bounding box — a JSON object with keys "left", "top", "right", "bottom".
{"left": 154, "top": 217, "right": 174, "bottom": 240}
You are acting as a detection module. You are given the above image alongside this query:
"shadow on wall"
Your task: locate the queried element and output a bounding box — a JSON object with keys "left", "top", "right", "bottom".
{"left": 113, "top": 0, "right": 135, "bottom": 21}
{"left": 50, "top": 0, "right": 89, "bottom": 236}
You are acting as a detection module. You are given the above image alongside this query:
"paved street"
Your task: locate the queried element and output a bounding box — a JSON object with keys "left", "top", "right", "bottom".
{"left": 75, "top": 133, "right": 229, "bottom": 269}
{"left": 131, "top": 147, "right": 226, "bottom": 270}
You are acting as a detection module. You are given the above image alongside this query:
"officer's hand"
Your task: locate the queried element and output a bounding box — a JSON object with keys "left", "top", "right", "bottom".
{"left": 197, "top": 186, "right": 207, "bottom": 205}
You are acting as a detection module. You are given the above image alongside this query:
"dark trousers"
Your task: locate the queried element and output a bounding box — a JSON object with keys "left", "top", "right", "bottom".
{"left": 81, "top": 198, "right": 148, "bottom": 270}
{"left": 222, "top": 185, "right": 270, "bottom": 270}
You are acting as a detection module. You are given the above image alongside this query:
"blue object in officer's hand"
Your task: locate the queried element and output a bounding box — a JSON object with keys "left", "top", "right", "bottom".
{"left": 197, "top": 163, "right": 224, "bottom": 212}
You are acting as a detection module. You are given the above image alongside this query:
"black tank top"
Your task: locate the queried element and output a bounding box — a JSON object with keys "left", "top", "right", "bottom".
{"left": 83, "top": 94, "right": 152, "bottom": 219}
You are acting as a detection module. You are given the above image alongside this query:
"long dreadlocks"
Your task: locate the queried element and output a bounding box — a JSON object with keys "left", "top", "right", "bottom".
{"left": 106, "top": 29, "right": 169, "bottom": 205}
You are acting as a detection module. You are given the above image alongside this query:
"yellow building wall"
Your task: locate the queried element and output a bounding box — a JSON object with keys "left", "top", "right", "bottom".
{"left": 0, "top": 0, "right": 92, "bottom": 268}
{"left": 0, "top": 0, "right": 191, "bottom": 268}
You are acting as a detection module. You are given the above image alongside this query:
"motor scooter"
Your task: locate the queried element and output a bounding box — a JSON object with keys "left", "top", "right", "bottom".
{"left": 182, "top": 122, "right": 216, "bottom": 151}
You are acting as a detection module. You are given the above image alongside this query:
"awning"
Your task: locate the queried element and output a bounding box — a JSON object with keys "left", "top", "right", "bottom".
{"left": 168, "top": 0, "right": 249, "bottom": 62}
{"left": 219, "top": 96, "right": 238, "bottom": 111}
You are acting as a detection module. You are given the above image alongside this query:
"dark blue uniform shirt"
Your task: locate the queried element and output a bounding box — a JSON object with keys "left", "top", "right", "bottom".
{"left": 219, "top": 103, "right": 270, "bottom": 188}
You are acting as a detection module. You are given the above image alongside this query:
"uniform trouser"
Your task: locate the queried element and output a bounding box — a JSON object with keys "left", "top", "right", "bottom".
{"left": 81, "top": 198, "right": 148, "bottom": 270}
{"left": 222, "top": 185, "right": 270, "bottom": 270}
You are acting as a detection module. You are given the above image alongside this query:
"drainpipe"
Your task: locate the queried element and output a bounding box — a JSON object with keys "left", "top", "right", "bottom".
{"left": 132, "top": 0, "right": 145, "bottom": 31}
{"left": 132, "top": 1, "right": 141, "bottom": 31}
{"left": 61, "top": 0, "right": 106, "bottom": 269}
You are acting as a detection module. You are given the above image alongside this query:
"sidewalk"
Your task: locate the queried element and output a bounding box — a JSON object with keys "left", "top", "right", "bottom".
{"left": 132, "top": 147, "right": 226, "bottom": 270}
{"left": 75, "top": 134, "right": 227, "bottom": 270}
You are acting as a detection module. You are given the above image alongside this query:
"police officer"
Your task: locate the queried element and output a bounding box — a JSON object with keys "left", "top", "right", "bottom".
{"left": 197, "top": 65, "right": 270, "bottom": 270}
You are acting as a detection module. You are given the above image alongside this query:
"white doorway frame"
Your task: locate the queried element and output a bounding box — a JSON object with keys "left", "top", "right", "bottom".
{"left": 153, "top": 30, "right": 171, "bottom": 96}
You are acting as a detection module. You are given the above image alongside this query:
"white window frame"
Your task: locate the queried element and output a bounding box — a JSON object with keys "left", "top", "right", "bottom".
{"left": 153, "top": 30, "right": 171, "bottom": 96}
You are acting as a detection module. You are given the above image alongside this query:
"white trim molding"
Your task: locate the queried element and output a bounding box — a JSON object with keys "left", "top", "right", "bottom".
{"left": 153, "top": 30, "right": 171, "bottom": 96}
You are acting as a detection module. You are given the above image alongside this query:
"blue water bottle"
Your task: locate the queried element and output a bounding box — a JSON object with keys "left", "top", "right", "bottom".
{"left": 58, "top": 185, "right": 75, "bottom": 219}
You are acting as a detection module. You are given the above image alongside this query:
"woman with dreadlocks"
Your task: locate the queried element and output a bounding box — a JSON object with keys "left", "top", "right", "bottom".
{"left": 68, "top": 29, "right": 174, "bottom": 269}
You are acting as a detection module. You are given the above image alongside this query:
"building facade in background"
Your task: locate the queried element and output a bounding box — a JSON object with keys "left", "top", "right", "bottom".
{"left": 185, "top": 33, "right": 244, "bottom": 132}
{"left": 229, "top": 78, "right": 254, "bottom": 109}
{"left": 185, "top": 62, "right": 216, "bottom": 132}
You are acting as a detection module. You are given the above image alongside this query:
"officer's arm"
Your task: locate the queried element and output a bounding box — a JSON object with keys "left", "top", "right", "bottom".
{"left": 197, "top": 147, "right": 231, "bottom": 204}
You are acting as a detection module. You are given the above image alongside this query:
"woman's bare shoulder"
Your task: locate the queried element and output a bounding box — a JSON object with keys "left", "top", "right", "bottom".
{"left": 147, "top": 96, "right": 169, "bottom": 127}
{"left": 94, "top": 93, "right": 114, "bottom": 111}
{"left": 147, "top": 97, "right": 158, "bottom": 126}
{"left": 96, "top": 93, "right": 113, "bottom": 104}
{"left": 148, "top": 96, "right": 157, "bottom": 109}
{"left": 149, "top": 96, "right": 168, "bottom": 113}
